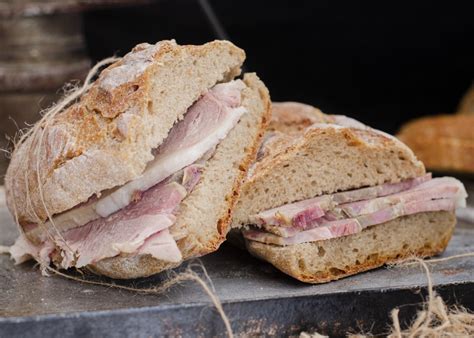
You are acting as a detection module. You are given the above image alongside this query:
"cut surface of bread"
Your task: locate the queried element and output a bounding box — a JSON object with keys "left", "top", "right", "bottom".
{"left": 90, "top": 73, "right": 271, "bottom": 278}
{"left": 233, "top": 102, "right": 425, "bottom": 227}
{"left": 6, "top": 40, "right": 245, "bottom": 225}
{"left": 398, "top": 114, "right": 474, "bottom": 174}
{"left": 247, "top": 211, "right": 456, "bottom": 283}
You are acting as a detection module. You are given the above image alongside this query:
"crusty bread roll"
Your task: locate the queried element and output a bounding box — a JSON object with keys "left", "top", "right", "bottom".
{"left": 5, "top": 40, "right": 271, "bottom": 278}
{"left": 233, "top": 102, "right": 461, "bottom": 284}
{"left": 233, "top": 102, "right": 425, "bottom": 228}
{"left": 397, "top": 114, "right": 474, "bottom": 174}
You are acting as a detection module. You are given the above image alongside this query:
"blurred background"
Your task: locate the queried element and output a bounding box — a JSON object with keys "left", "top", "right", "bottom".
{"left": 1, "top": 0, "right": 474, "bottom": 183}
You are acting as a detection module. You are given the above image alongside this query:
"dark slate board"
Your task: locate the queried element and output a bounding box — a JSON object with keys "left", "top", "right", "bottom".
{"left": 0, "top": 180, "right": 473, "bottom": 337}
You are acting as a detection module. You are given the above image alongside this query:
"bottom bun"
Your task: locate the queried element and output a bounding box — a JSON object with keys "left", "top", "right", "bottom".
{"left": 246, "top": 211, "right": 456, "bottom": 283}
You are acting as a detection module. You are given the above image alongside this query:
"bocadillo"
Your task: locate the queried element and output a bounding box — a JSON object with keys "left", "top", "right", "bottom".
{"left": 6, "top": 40, "right": 271, "bottom": 279}
{"left": 233, "top": 102, "right": 467, "bottom": 283}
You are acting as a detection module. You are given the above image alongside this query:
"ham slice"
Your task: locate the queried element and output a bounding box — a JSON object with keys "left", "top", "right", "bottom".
{"left": 262, "top": 213, "right": 344, "bottom": 237}
{"left": 243, "top": 176, "right": 467, "bottom": 245}
{"left": 332, "top": 173, "right": 431, "bottom": 204}
{"left": 249, "top": 196, "right": 332, "bottom": 228}
{"left": 57, "top": 180, "right": 186, "bottom": 268}
{"left": 136, "top": 229, "right": 181, "bottom": 263}
{"left": 181, "top": 165, "right": 204, "bottom": 192}
{"left": 340, "top": 177, "right": 466, "bottom": 217}
{"left": 243, "top": 197, "right": 457, "bottom": 245}
{"left": 249, "top": 175, "right": 431, "bottom": 228}
{"left": 9, "top": 235, "right": 55, "bottom": 265}
{"left": 356, "top": 198, "right": 457, "bottom": 228}
{"left": 243, "top": 219, "right": 361, "bottom": 245}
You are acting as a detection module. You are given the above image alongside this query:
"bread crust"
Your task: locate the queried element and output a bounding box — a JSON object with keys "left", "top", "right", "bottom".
{"left": 89, "top": 73, "right": 271, "bottom": 279}
{"left": 5, "top": 40, "right": 245, "bottom": 225}
{"left": 246, "top": 211, "right": 456, "bottom": 283}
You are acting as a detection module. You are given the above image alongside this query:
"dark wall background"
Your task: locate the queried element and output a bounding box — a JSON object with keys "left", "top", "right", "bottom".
{"left": 84, "top": 0, "right": 474, "bottom": 134}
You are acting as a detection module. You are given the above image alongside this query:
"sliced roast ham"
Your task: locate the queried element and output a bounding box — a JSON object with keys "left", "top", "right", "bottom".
{"left": 243, "top": 176, "right": 467, "bottom": 245}
{"left": 356, "top": 198, "right": 457, "bottom": 228}
{"left": 243, "top": 219, "right": 361, "bottom": 245}
{"left": 262, "top": 213, "right": 345, "bottom": 237}
{"left": 56, "top": 180, "right": 186, "bottom": 268}
{"left": 243, "top": 197, "right": 458, "bottom": 245}
{"left": 136, "top": 229, "right": 181, "bottom": 263}
{"left": 331, "top": 173, "right": 431, "bottom": 204}
{"left": 181, "top": 164, "right": 204, "bottom": 192}
{"left": 250, "top": 195, "right": 332, "bottom": 227}
{"left": 249, "top": 175, "right": 431, "bottom": 228}
{"left": 9, "top": 234, "right": 55, "bottom": 265}
{"left": 340, "top": 177, "right": 466, "bottom": 217}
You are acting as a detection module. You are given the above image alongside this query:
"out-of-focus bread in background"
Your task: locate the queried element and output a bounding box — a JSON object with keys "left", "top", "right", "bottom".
{"left": 457, "top": 83, "right": 474, "bottom": 115}
{"left": 398, "top": 85, "right": 474, "bottom": 174}
{"left": 398, "top": 115, "right": 474, "bottom": 173}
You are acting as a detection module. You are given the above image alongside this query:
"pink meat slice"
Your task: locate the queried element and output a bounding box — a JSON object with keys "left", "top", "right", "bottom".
{"left": 136, "top": 229, "right": 182, "bottom": 263}
{"left": 251, "top": 176, "right": 464, "bottom": 240}
{"left": 250, "top": 196, "right": 332, "bottom": 228}
{"left": 155, "top": 80, "right": 245, "bottom": 155}
{"left": 262, "top": 213, "right": 344, "bottom": 237}
{"left": 340, "top": 177, "right": 466, "bottom": 217}
{"left": 356, "top": 198, "right": 456, "bottom": 228}
{"left": 58, "top": 181, "right": 187, "bottom": 268}
{"left": 332, "top": 173, "right": 431, "bottom": 204}
{"left": 244, "top": 197, "right": 457, "bottom": 245}
{"left": 9, "top": 235, "right": 55, "bottom": 265}
{"left": 243, "top": 219, "right": 361, "bottom": 245}
{"left": 250, "top": 175, "right": 431, "bottom": 228}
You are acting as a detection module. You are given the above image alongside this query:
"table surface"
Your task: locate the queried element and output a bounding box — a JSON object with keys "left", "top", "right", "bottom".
{"left": 1, "top": 179, "right": 473, "bottom": 337}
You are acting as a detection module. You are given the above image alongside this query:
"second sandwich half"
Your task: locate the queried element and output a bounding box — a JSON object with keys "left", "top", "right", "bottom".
{"left": 6, "top": 40, "right": 271, "bottom": 279}
{"left": 233, "top": 102, "right": 467, "bottom": 283}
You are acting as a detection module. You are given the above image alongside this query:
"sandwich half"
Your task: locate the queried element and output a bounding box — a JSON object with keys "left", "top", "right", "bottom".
{"left": 233, "top": 102, "right": 467, "bottom": 283}
{"left": 5, "top": 40, "right": 271, "bottom": 279}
